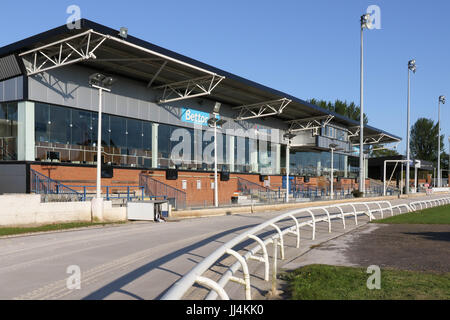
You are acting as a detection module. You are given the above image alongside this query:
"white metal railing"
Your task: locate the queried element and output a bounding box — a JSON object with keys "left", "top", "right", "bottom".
{"left": 409, "top": 197, "right": 450, "bottom": 211}
{"left": 161, "top": 197, "right": 450, "bottom": 300}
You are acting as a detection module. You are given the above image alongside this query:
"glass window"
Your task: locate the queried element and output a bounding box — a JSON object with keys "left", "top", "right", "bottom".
{"left": 126, "top": 118, "right": 142, "bottom": 152}
{"left": 143, "top": 122, "right": 152, "bottom": 151}
{"left": 109, "top": 115, "right": 126, "bottom": 149}
{"left": 35, "top": 103, "right": 50, "bottom": 143}
{"left": 158, "top": 123, "right": 171, "bottom": 161}
{"left": 0, "top": 102, "right": 18, "bottom": 160}
{"left": 50, "top": 106, "right": 71, "bottom": 144}
{"left": 71, "top": 109, "right": 94, "bottom": 146}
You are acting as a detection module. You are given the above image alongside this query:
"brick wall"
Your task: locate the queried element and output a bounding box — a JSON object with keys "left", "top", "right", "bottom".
{"left": 30, "top": 164, "right": 273, "bottom": 206}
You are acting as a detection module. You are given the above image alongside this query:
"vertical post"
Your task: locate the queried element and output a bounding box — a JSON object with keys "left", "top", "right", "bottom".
{"left": 406, "top": 69, "right": 411, "bottom": 194}
{"left": 359, "top": 26, "right": 365, "bottom": 194}
{"left": 438, "top": 100, "right": 441, "bottom": 188}
{"left": 214, "top": 118, "right": 219, "bottom": 208}
{"left": 152, "top": 123, "right": 159, "bottom": 168}
{"left": 383, "top": 161, "right": 386, "bottom": 196}
{"left": 286, "top": 143, "right": 290, "bottom": 203}
{"left": 96, "top": 87, "right": 103, "bottom": 199}
{"left": 401, "top": 162, "right": 404, "bottom": 195}
{"left": 17, "top": 101, "right": 35, "bottom": 161}
{"left": 271, "top": 238, "right": 278, "bottom": 296}
{"left": 414, "top": 165, "right": 418, "bottom": 193}
{"left": 330, "top": 148, "right": 334, "bottom": 199}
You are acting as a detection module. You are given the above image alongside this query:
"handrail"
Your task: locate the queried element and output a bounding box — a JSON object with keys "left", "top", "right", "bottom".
{"left": 30, "top": 169, "right": 82, "bottom": 199}
{"left": 139, "top": 174, "right": 186, "bottom": 209}
{"left": 65, "top": 185, "right": 145, "bottom": 201}
{"left": 237, "top": 177, "right": 278, "bottom": 195}
{"left": 162, "top": 196, "right": 450, "bottom": 300}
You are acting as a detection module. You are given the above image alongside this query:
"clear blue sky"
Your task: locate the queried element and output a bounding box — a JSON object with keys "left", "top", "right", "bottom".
{"left": 2, "top": 0, "right": 450, "bottom": 154}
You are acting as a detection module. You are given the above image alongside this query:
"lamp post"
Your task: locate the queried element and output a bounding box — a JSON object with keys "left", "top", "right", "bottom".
{"left": 207, "top": 102, "right": 227, "bottom": 208}
{"left": 359, "top": 13, "right": 373, "bottom": 194}
{"left": 329, "top": 143, "right": 343, "bottom": 199}
{"left": 438, "top": 95, "right": 446, "bottom": 187}
{"left": 405, "top": 59, "right": 416, "bottom": 194}
{"left": 89, "top": 73, "right": 115, "bottom": 221}
{"left": 283, "top": 132, "right": 296, "bottom": 203}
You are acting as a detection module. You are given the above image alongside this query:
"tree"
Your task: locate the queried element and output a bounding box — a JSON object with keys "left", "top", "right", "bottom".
{"left": 370, "top": 144, "right": 399, "bottom": 158}
{"left": 308, "top": 99, "right": 368, "bottom": 124}
{"left": 410, "top": 118, "right": 443, "bottom": 163}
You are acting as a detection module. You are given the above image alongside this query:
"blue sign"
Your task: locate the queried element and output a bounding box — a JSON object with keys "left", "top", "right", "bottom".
{"left": 181, "top": 108, "right": 219, "bottom": 126}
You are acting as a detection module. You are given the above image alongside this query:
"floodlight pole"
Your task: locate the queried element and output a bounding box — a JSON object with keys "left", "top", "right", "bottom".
{"left": 330, "top": 147, "right": 334, "bottom": 199}
{"left": 96, "top": 86, "right": 103, "bottom": 199}
{"left": 437, "top": 96, "right": 445, "bottom": 187}
{"left": 438, "top": 99, "right": 441, "bottom": 188}
{"left": 359, "top": 13, "right": 372, "bottom": 195}
{"left": 213, "top": 113, "right": 219, "bottom": 208}
{"left": 406, "top": 60, "right": 416, "bottom": 194}
{"left": 286, "top": 142, "right": 290, "bottom": 203}
{"left": 91, "top": 84, "right": 111, "bottom": 199}
{"left": 359, "top": 18, "right": 365, "bottom": 194}
{"left": 406, "top": 68, "right": 410, "bottom": 193}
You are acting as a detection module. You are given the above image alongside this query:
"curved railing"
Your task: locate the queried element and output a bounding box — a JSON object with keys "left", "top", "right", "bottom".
{"left": 409, "top": 197, "right": 450, "bottom": 211}
{"left": 161, "top": 199, "right": 418, "bottom": 300}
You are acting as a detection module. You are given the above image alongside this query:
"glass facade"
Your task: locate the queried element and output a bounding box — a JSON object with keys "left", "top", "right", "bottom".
{"left": 0, "top": 101, "right": 363, "bottom": 177}
{"left": 287, "top": 150, "right": 358, "bottom": 178}
{"left": 0, "top": 100, "right": 365, "bottom": 177}
{"left": 33, "top": 103, "right": 278, "bottom": 173}
{"left": 35, "top": 103, "right": 152, "bottom": 166}
{"left": 322, "top": 125, "right": 348, "bottom": 142}
{"left": 0, "top": 102, "right": 18, "bottom": 160}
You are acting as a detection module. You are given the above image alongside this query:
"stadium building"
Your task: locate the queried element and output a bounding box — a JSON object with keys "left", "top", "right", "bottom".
{"left": 0, "top": 19, "right": 401, "bottom": 208}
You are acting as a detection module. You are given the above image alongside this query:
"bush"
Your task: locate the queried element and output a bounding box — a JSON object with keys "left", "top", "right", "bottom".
{"left": 352, "top": 189, "right": 364, "bottom": 198}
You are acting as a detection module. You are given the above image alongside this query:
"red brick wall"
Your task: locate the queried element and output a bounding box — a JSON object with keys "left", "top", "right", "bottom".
{"left": 30, "top": 164, "right": 273, "bottom": 206}
{"left": 30, "top": 164, "right": 371, "bottom": 206}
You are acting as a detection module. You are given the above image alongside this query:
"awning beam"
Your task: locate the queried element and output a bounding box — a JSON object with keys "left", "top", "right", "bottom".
{"left": 287, "top": 115, "right": 334, "bottom": 132}
{"left": 19, "top": 29, "right": 107, "bottom": 76}
{"left": 154, "top": 74, "right": 225, "bottom": 104}
{"left": 233, "top": 98, "right": 291, "bottom": 121}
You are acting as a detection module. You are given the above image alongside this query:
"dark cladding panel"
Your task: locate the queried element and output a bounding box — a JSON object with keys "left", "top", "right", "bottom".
{"left": 0, "top": 55, "right": 23, "bottom": 81}
{"left": 0, "top": 164, "right": 27, "bottom": 194}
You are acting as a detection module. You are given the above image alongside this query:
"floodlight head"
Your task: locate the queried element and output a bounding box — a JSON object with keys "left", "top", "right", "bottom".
{"left": 283, "top": 132, "right": 296, "bottom": 141}
{"left": 216, "top": 119, "right": 227, "bottom": 128}
{"left": 213, "top": 102, "right": 222, "bottom": 114}
{"left": 361, "top": 13, "right": 373, "bottom": 29}
{"left": 439, "top": 95, "right": 446, "bottom": 104}
{"left": 89, "top": 73, "right": 115, "bottom": 89}
{"left": 408, "top": 59, "right": 417, "bottom": 73}
{"left": 119, "top": 27, "right": 128, "bottom": 39}
{"left": 329, "top": 143, "right": 339, "bottom": 149}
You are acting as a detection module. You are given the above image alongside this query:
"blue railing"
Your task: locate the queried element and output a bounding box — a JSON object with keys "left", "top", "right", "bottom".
{"left": 289, "top": 184, "right": 390, "bottom": 199}
{"left": 139, "top": 175, "right": 187, "bottom": 210}
{"left": 237, "top": 177, "right": 280, "bottom": 202}
{"left": 30, "top": 169, "right": 83, "bottom": 200}
{"left": 64, "top": 185, "right": 146, "bottom": 202}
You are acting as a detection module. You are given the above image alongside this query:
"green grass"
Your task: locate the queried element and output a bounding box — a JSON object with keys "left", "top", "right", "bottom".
{"left": 281, "top": 264, "right": 450, "bottom": 300}
{"left": 373, "top": 204, "right": 450, "bottom": 225}
{"left": 0, "top": 221, "right": 126, "bottom": 237}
